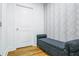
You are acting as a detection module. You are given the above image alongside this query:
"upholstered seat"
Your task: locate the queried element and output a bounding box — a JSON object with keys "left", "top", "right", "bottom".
{"left": 37, "top": 34, "right": 79, "bottom": 56}
{"left": 39, "top": 38, "right": 65, "bottom": 50}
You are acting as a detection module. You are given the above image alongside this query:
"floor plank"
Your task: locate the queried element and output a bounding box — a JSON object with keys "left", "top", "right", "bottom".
{"left": 7, "top": 46, "right": 48, "bottom": 56}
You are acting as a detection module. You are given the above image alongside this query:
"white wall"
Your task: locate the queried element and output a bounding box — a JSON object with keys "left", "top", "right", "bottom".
{"left": 0, "top": 3, "right": 8, "bottom": 55}
{"left": 45, "top": 3, "right": 79, "bottom": 42}
{"left": 0, "top": 3, "right": 7, "bottom": 55}
{"left": 0, "top": 3, "right": 2, "bottom": 55}
{"left": 0, "top": 4, "right": 2, "bottom": 21}
{"left": 6, "top": 4, "right": 16, "bottom": 51}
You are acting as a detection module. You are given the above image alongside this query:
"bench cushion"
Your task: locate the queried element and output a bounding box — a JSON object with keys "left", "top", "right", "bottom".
{"left": 39, "top": 38, "right": 65, "bottom": 50}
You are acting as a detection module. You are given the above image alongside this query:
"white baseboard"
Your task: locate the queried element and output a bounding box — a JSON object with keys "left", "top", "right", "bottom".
{"left": 32, "top": 43, "right": 37, "bottom": 46}
{"left": 5, "top": 48, "right": 16, "bottom": 56}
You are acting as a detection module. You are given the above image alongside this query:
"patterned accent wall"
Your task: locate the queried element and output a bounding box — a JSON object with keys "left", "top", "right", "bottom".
{"left": 66, "top": 4, "right": 76, "bottom": 41}
{"left": 45, "top": 3, "right": 79, "bottom": 42}
{"left": 75, "top": 4, "right": 79, "bottom": 39}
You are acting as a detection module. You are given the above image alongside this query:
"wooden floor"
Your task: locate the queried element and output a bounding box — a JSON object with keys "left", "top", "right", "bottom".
{"left": 7, "top": 46, "right": 48, "bottom": 56}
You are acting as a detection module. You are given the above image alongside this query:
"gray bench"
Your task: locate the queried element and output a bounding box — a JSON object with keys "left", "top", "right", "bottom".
{"left": 37, "top": 34, "right": 79, "bottom": 56}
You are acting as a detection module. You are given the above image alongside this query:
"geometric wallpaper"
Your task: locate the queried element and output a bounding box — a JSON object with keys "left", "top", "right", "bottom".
{"left": 45, "top": 3, "right": 79, "bottom": 42}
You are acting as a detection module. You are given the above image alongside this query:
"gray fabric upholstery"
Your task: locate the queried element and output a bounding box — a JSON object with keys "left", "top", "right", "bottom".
{"left": 39, "top": 38, "right": 65, "bottom": 50}
{"left": 65, "top": 39, "right": 79, "bottom": 56}
{"left": 38, "top": 38, "right": 67, "bottom": 56}
{"left": 37, "top": 34, "right": 47, "bottom": 39}
{"left": 66, "top": 39, "right": 79, "bottom": 52}
{"left": 37, "top": 34, "right": 79, "bottom": 56}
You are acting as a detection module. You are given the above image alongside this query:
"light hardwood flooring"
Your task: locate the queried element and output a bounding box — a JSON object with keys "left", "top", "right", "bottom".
{"left": 7, "top": 46, "right": 48, "bottom": 56}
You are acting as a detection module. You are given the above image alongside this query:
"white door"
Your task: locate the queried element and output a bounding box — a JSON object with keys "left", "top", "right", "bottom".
{"left": 15, "top": 4, "right": 34, "bottom": 48}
